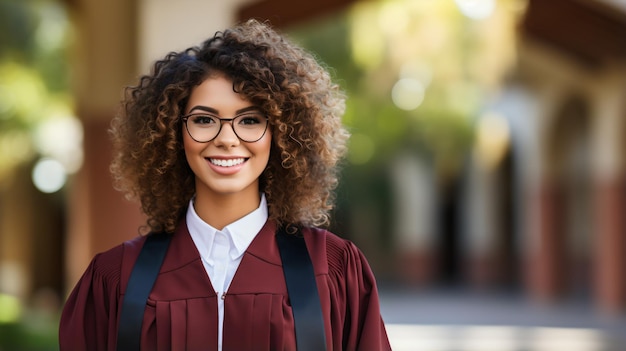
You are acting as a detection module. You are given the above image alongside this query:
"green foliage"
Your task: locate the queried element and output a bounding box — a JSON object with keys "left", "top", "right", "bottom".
{"left": 287, "top": 4, "right": 480, "bottom": 172}
{"left": 0, "top": 0, "right": 72, "bottom": 178}
{"left": 0, "top": 0, "right": 70, "bottom": 89}
{"left": 288, "top": 12, "right": 363, "bottom": 93}
{"left": 0, "top": 0, "right": 40, "bottom": 62}
{"left": 0, "top": 321, "right": 58, "bottom": 351}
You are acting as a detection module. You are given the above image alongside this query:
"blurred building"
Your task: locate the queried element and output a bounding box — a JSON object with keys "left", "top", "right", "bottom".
{"left": 0, "top": 0, "right": 624, "bottom": 318}
{"left": 461, "top": 0, "right": 626, "bottom": 312}
{"left": 383, "top": 0, "right": 626, "bottom": 314}
{"left": 524, "top": 0, "right": 626, "bottom": 313}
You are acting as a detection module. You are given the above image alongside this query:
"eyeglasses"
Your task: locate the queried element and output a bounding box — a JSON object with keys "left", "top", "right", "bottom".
{"left": 182, "top": 111, "right": 269, "bottom": 143}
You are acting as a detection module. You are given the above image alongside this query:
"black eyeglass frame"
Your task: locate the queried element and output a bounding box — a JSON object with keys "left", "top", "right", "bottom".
{"left": 181, "top": 113, "right": 269, "bottom": 143}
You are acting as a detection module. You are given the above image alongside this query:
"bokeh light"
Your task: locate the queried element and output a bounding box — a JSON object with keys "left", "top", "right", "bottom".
{"left": 474, "top": 112, "right": 511, "bottom": 170}
{"left": 32, "top": 157, "right": 67, "bottom": 193}
{"left": 33, "top": 115, "right": 83, "bottom": 173}
{"left": 455, "top": 0, "right": 496, "bottom": 20}
{"left": 0, "top": 294, "right": 22, "bottom": 323}
{"left": 392, "top": 78, "right": 426, "bottom": 111}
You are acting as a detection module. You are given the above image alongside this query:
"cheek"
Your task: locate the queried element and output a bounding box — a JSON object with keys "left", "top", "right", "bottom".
{"left": 259, "top": 134, "right": 272, "bottom": 160}
{"left": 182, "top": 133, "right": 204, "bottom": 165}
{"left": 183, "top": 131, "right": 198, "bottom": 152}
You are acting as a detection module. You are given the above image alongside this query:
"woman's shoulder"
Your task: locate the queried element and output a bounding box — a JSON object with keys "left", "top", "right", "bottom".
{"left": 87, "top": 235, "right": 147, "bottom": 284}
{"left": 302, "top": 227, "right": 366, "bottom": 272}
{"left": 303, "top": 226, "right": 360, "bottom": 250}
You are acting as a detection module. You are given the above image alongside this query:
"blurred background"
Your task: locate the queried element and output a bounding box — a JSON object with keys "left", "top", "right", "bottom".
{"left": 1, "top": 0, "right": 625, "bottom": 350}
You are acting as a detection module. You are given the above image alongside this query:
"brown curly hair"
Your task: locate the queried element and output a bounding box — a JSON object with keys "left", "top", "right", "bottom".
{"left": 110, "top": 19, "right": 349, "bottom": 234}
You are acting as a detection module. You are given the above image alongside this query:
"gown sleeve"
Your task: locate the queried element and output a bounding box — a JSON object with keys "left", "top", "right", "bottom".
{"left": 59, "top": 246, "right": 124, "bottom": 351}
{"left": 325, "top": 233, "right": 392, "bottom": 351}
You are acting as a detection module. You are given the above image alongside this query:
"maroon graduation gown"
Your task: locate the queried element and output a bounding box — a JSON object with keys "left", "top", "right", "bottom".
{"left": 59, "top": 219, "right": 391, "bottom": 351}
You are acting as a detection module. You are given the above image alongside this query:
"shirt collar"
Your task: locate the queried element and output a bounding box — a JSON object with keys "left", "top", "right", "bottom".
{"left": 186, "top": 194, "right": 269, "bottom": 261}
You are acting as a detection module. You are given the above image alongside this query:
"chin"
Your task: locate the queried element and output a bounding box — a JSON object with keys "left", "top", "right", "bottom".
{"left": 200, "top": 179, "right": 260, "bottom": 198}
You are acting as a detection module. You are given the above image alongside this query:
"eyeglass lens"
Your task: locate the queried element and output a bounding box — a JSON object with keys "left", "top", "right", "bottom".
{"left": 185, "top": 113, "right": 268, "bottom": 142}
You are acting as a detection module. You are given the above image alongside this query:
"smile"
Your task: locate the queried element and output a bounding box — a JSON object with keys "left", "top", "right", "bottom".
{"left": 208, "top": 158, "right": 246, "bottom": 167}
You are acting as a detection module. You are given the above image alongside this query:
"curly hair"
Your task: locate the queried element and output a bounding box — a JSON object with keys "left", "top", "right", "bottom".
{"left": 110, "top": 19, "right": 349, "bottom": 234}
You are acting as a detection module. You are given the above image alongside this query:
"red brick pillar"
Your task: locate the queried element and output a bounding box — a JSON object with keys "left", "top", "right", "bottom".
{"left": 594, "top": 178, "right": 626, "bottom": 313}
{"left": 63, "top": 0, "right": 143, "bottom": 293}
{"left": 65, "top": 116, "right": 145, "bottom": 291}
{"left": 528, "top": 182, "right": 566, "bottom": 301}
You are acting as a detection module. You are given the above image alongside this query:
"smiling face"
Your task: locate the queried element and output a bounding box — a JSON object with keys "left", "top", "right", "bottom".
{"left": 183, "top": 75, "right": 271, "bottom": 205}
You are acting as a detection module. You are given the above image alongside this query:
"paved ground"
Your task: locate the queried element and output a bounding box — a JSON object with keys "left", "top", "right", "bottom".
{"left": 378, "top": 286, "right": 626, "bottom": 351}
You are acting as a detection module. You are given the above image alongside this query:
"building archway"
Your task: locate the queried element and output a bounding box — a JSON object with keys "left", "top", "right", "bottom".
{"left": 544, "top": 94, "right": 593, "bottom": 299}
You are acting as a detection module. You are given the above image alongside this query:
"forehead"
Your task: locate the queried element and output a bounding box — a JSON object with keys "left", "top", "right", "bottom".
{"left": 185, "top": 76, "right": 252, "bottom": 114}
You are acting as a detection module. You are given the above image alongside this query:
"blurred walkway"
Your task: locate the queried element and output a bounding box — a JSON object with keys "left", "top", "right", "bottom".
{"left": 378, "top": 286, "right": 626, "bottom": 351}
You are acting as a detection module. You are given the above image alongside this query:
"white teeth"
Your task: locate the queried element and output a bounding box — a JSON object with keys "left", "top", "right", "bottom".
{"left": 209, "top": 158, "right": 245, "bottom": 167}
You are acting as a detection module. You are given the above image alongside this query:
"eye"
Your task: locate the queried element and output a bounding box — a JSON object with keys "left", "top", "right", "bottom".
{"left": 189, "top": 114, "right": 217, "bottom": 125}
{"left": 237, "top": 113, "right": 264, "bottom": 125}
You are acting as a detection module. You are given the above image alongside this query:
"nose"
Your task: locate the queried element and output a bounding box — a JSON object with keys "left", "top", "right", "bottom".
{"left": 213, "top": 120, "right": 240, "bottom": 147}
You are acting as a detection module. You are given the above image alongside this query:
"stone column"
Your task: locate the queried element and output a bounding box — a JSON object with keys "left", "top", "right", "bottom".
{"left": 389, "top": 152, "right": 438, "bottom": 285}
{"left": 64, "top": 0, "right": 145, "bottom": 292}
{"left": 523, "top": 84, "right": 567, "bottom": 302}
{"left": 590, "top": 67, "right": 626, "bottom": 313}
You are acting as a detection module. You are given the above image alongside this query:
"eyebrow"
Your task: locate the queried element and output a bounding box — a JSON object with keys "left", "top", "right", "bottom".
{"left": 187, "top": 105, "right": 261, "bottom": 115}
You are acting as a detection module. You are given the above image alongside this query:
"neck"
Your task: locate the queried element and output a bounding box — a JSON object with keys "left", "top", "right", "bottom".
{"left": 193, "top": 189, "right": 261, "bottom": 231}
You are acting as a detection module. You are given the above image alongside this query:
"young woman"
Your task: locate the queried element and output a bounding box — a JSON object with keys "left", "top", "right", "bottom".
{"left": 59, "top": 19, "right": 391, "bottom": 351}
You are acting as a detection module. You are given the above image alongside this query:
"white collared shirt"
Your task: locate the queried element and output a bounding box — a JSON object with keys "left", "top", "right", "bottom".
{"left": 186, "top": 194, "right": 268, "bottom": 351}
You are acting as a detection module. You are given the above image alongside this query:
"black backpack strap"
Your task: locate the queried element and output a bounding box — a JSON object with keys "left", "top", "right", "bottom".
{"left": 117, "top": 232, "right": 171, "bottom": 351}
{"left": 276, "top": 226, "right": 327, "bottom": 351}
